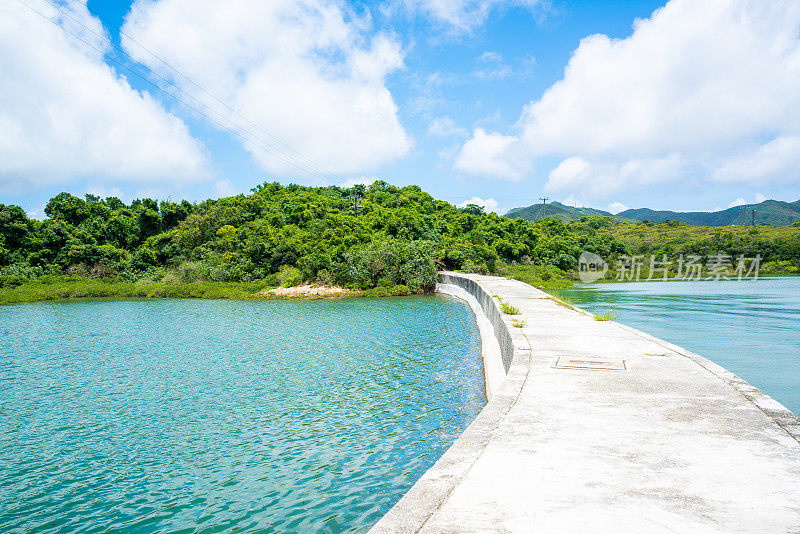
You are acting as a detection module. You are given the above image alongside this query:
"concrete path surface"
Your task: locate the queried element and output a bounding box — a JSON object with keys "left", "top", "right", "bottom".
{"left": 371, "top": 273, "right": 800, "bottom": 533}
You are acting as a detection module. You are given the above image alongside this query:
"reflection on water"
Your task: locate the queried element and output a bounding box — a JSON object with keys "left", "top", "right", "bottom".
{"left": 0, "top": 296, "right": 483, "bottom": 533}
{"left": 551, "top": 277, "right": 800, "bottom": 415}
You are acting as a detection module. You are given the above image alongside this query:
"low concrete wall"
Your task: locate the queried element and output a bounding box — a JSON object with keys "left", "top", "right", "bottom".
{"left": 438, "top": 272, "right": 515, "bottom": 372}
{"left": 436, "top": 281, "right": 505, "bottom": 399}
{"left": 369, "top": 272, "right": 531, "bottom": 533}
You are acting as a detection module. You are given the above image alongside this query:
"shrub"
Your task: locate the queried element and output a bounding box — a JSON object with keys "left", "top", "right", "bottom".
{"left": 176, "top": 261, "right": 203, "bottom": 282}
{"left": 89, "top": 261, "right": 119, "bottom": 279}
{"left": 315, "top": 269, "right": 334, "bottom": 286}
{"left": 344, "top": 239, "right": 437, "bottom": 291}
{"left": 277, "top": 265, "right": 303, "bottom": 287}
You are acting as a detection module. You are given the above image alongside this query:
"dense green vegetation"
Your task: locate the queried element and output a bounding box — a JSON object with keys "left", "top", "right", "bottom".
{"left": 0, "top": 182, "right": 626, "bottom": 303}
{"left": 4, "top": 182, "right": 797, "bottom": 304}
{"left": 572, "top": 217, "right": 800, "bottom": 276}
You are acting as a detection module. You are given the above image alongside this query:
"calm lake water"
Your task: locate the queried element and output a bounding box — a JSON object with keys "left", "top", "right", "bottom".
{"left": 551, "top": 277, "right": 800, "bottom": 415}
{"left": 0, "top": 296, "right": 483, "bottom": 533}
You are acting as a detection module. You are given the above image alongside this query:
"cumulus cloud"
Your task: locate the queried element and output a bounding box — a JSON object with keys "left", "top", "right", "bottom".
{"left": 458, "top": 196, "right": 499, "bottom": 213}
{"left": 607, "top": 202, "right": 629, "bottom": 214}
{"left": 428, "top": 116, "right": 467, "bottom": 137}
{"left": 122, "top": 0, "right": 411, "bottom": 179}
{"left": 454, "top": 128, "right": 529, "bottom": 180}
{"left": 0, "top": 0, "right": 208, "bottom": 193}
{"left": 395, "top": 0, "right": 543, "bottom": 32}
{"left": 545, "top": 155, "right": 685, "bottom": 197}
{"left": 728, "top": 198, "right": 747, "bottom": 208}
{"left": 712, "top": 136, "right": 800, "bottom": 185}
{"left": 455, "top": 0, "right": 800, "bottom": 198}
{"left": 341, "top": 177, "right": 377, "bottom": 188}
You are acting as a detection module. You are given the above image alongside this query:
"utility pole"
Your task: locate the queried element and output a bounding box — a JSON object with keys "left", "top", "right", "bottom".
{"left": 742, "top": 206, "right": 748, "bottom": 226}
{"left": 539, "top": 197, "right": 549, "bottom": 220}
{"left": 349, "top": 188, "right": 363, "bottom": 217}
{"left": 752, "top": 208, "right": 756, "bottom": 226}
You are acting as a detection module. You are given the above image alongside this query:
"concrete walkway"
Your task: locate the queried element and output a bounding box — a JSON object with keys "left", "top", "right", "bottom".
{"left": 372, "top": 273, "right": 800, "bottom": 533}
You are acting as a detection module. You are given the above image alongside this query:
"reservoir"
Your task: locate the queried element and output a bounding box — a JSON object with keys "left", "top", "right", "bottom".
{"left": 0, "top": 296, "right": 483, "bottom": 533}
{"left": 551, "top": 277, "right": 800, "bottom": 415}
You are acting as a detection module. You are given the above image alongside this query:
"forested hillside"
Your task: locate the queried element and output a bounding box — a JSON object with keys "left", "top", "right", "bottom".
{"left": 507, "top": 199, "right": 800, "bottom": 226}
{"left": 505, "top": 201, "right": 616, "bottom": 222}
{"left": 0, "top": 181, "right": 625, "bottom": 296}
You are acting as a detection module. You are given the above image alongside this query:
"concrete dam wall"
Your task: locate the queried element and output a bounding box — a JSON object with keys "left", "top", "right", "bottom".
{"left": 371, "top": 272, "right": 800, "bottom": 533}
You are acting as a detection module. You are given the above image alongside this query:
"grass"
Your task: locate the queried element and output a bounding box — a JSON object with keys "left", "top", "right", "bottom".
{"left": 511, "top": 318, "right": 526, "bottom": 328}
{"left": 0, "top": 277, "right": 274, "bottom": 305}
{"left": 593, "top": 307, "right": 615, "bottom": 321}
{"left": 499, "top": 300, "right": 521, "bottom": 315}
{"left": 502, "top": 263, "right": 575, "bottom": 289}
{"left": 0, "top": 277, "right": 419, "bottom": 305}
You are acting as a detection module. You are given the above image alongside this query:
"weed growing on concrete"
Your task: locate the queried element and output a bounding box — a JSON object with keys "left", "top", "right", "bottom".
{"left": 500, "top": 301, "right": 521, "bottom": 315}
{"left": 512, "top": 318, "right": 526, "bottom": 328}
{"left": 594, "top": 308, "right": 615, "bottom": 321}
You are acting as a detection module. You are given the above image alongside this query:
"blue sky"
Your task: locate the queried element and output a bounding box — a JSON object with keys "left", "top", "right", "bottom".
{"left": 3, "top": 0, "right": 800, "bottom": 217}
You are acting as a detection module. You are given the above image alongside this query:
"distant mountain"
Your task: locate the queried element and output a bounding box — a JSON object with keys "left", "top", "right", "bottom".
{"left": 504, "top": 201, "right": 615, "bottom": 222}
{"left": 505, "top": 199, "right": 800, "bottom": 226}
{"left": 617, "top": 199, "right": 800, "bottom": 226}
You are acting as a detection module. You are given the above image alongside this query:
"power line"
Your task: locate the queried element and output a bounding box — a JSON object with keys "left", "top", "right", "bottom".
{"left": 47, "top": 0, "right": 344, "bottom": 184}
{"left": 16, "top": 0, "right": 348, "bottom": 186}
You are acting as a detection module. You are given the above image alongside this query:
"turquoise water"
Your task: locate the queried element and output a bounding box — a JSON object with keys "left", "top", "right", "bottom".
{"left": 551, "top": 277, "right": 800, "bottom": 415}
{"left": 0, "top": 296, "right": 483, "bottom": 533}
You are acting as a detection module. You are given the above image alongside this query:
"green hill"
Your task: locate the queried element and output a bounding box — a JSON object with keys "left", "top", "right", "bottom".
{"left": 506, "top": 201, "right": 615, "bottom": 222}
{"left": 618, "top": 199, "right": 800, "bottom": 226}
{"left": 507, "top": 199, "right": 800, "bottom": 226}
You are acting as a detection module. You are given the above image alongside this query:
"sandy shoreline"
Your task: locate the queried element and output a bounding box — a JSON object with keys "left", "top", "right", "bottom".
{"left": 260, "top": 284, "right": 353, "bottom": 298}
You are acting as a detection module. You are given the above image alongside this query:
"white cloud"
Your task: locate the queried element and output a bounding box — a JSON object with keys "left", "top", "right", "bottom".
{"left": 474, "top": 51, "right": 512, "bottom": 80}
{"left": 712, "top": 136, "right": 800, "bottom": 185}
{"left": 458, "top": 196, "right": 499, "bottom": 213}
{"left": 607, "top": 202, "right": 629, "bottom": 214}
{"left": 454, "top": 128, "right": 529, "bottom": 180}
{"left": 395, "top": 0, "right": 543, "bottom": 32}
{"left": 455, "top": 0, "right": 800, "bottom": 198}
{"left": 755, "top": 193, "right": 767, "bottom": 203}
{"left": 545, "top": 155, "right": 685, "bottom": 197}
{"left": 727, "top": 198, "right": 747, "bottom": 208}
{"left": 561, "top": 194, "right": 588, "bottom": 207}
{"left": 123, "top": 0, "right": 412, "bottom": 179}
{"left": 213, "top": 179, "right": 239, "bottom": 198}
{"left": 341, "top": 177, "right": 375, "bottom": 188}
{"left": 428, "top": 116, "right": 468, "bottom": 137}
{"left": 0, "top": 0, "right": 208, "bottom": 193}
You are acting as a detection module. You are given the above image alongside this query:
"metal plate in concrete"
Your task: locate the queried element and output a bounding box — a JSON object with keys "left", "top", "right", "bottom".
{"left": 554, "top": 357, "right": 626, "bottom": 370}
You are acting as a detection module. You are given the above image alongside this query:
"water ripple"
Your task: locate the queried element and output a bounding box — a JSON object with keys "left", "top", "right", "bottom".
{"left": 0, "top": 295, "right": 483, "bottom": 533}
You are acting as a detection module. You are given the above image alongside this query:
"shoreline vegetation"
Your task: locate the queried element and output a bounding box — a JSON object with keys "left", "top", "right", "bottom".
{"left": 0, "top": 277, "right": 422, "bottom": 306}
{"left": 1, "top": 181, "right": 798, "bottom": 305}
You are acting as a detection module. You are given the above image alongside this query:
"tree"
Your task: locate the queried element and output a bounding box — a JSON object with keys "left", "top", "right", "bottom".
{"left": 44, "top": 193, "right": 88, "bottom": 226}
